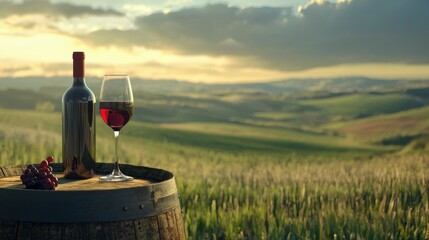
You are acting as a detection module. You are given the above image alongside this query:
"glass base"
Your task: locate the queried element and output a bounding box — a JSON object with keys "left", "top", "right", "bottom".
{"left": 99, "top": 172, "right": 134, "bottom": 182}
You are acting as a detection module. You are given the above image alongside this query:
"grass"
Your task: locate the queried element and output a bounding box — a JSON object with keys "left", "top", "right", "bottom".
{"left": 177, "top": 154, "right": 429, "bottom": 239}
{"left": 324, "top": 106, "right": 429, "bottom": 145}
{"left": 254, "top": 112, "right": 296, "bottom": 121}
{"left": 299, "top": 93, "right": 424, "bottom": 120}
{"left": 155, "top": 122, "right": 386, "bottom": 153}
{"left": 0, "top": 108, "right": 383, "bottom": 172}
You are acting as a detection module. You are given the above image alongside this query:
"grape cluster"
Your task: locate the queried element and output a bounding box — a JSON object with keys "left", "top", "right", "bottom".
{"left": 20, "top": 156, "right": 58, "bottom": 190}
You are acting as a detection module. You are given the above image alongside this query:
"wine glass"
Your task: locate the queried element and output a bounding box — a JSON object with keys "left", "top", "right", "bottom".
{"left": 99, "top": 74, "right": 134, "bottom": 182}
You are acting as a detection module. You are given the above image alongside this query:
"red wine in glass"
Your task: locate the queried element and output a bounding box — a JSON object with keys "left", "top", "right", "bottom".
{"left": 99, "top": 74, "right": 134, "bottom": 182}
{"left": 100, "top": 102, "right": 134, "bottom": 131}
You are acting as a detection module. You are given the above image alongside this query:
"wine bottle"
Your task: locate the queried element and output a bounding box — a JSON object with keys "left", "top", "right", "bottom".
{"left": 62, "top": 51, "right": 96, "bottom": 179}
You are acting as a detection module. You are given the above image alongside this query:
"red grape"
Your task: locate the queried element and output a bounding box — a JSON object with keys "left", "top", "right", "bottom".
{"left": 39, "top": 168, "right": 50, "bottom": 174}
{"left": 21, "top": 158, "right": 58, "bottom": 190}
{"left": 47, "top": 156, "right": 54, "bottom": 163}
{"left": 40, "top": 160, "right": 49, "bottom": 168}
{"left": 39, "top": 172, "right": 47, "bottom": 178}
{"left": 42, "top": 182, "right": 50, "bottom": 190}
{"left": 26, "top": 180, "right": 37, "bottom": 188}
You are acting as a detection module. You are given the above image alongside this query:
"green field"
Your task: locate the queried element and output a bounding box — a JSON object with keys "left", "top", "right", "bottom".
{"left": 299, "top": 93, "right": 425, "bottom": 121}
{"left": 1, "top": 78, "right": 429, "bottom": 239}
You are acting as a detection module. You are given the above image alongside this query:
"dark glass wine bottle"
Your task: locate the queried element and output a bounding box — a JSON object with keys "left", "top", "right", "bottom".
{"left": 62, "top": 51, "right": 96, "bottom": 179}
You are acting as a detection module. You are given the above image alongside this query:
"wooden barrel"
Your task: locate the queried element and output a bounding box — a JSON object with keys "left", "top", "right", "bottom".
{"left": 0, "top": 163, "right": 186, "bottom": 240}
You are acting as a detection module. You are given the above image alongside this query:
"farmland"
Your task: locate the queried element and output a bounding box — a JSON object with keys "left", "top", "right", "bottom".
{"left": 0, "top": 77, "right": 429, "bottom": 239}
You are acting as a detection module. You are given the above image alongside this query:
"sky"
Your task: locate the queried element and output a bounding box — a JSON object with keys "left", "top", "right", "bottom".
{"left": 0, "top": 0, "right": 429, "bottom": 83}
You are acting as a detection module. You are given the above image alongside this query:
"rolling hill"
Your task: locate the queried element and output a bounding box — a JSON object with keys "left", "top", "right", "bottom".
{"left": 299, "top": 93, "right": 425, "bottom": 121}
{"left": 325, "top": 105, "right": 429, "bottom": 145}
{"left": 2, "top": 76, "right": 429, "bottom": 94}
{"left": 1, "top": 76, "right": 429, "bottom": 157}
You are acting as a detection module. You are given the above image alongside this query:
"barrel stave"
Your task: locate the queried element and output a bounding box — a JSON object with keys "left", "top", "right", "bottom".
{"left": 0, "top": 220, "right": 17, "bottom": 240}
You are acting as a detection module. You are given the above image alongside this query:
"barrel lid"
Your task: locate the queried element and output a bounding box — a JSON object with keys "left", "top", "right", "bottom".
{"left": 0, "top": 163, "right": 180, "bottom": 223}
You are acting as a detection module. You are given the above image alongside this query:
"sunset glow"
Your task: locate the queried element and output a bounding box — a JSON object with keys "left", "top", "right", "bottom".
{"left": 0, "top": 0, "right": 428, "bottom": 83}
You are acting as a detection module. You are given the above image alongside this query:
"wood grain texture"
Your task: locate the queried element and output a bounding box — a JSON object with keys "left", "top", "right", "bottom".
{"left": 16, "top": 222, "right": 32, "bottom": 240}
{"left": 1, "top": 213, "right": 186, "bottom": 240}
{"left": 174, "top": 207, "right": 187, "bottom": 240}
{"left": 0, "top": 163, "right": 186, "bottom": 240}
{"left": 0, "top": 174, "right": 155, "bottom": 191}
{"left": 0, "top": 220, "right": 17, "bottom": 240}
{"left": 158, "top": 210, "right": 180, "bottom": 240}
{"left": 134, "top": 216, "right": 161, "bottom": 240}
{"left": 0, "top": 164, "right": 27, "bottom": 178}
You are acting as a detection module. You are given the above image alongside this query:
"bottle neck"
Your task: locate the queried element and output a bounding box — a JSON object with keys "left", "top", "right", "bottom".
{"left": 72, "top": 52, "right": 85, "bottom": 86}
{"left": 73, "top": 77, "right": 87, "bottom": 86}
{"left": 73, "top": 55, "right": 85, "bottom": 78}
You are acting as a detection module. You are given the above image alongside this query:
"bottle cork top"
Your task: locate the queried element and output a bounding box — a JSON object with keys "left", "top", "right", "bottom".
{"left": 73, "top": 52, "right": 85, "bottom": 60}
{"left": 73, "top": 52, "right": 85, "bottom": 77}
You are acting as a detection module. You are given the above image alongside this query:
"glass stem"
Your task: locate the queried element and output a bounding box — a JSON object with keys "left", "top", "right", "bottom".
{"left": 113, "top": 130, "right": 120, "bottom": 175}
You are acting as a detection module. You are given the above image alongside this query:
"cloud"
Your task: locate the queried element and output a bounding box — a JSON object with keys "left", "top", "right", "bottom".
{"left": 0, "top": 0, "right": 123, "bottom": 19}
{"left": 83, "top": 5, "right": 294, "bottom": 56}
{"left": 0, "top": 66, "right": 32, "bottom": 75}
{"left": 80, "top": 0, "right": 429, "bottom": 71}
